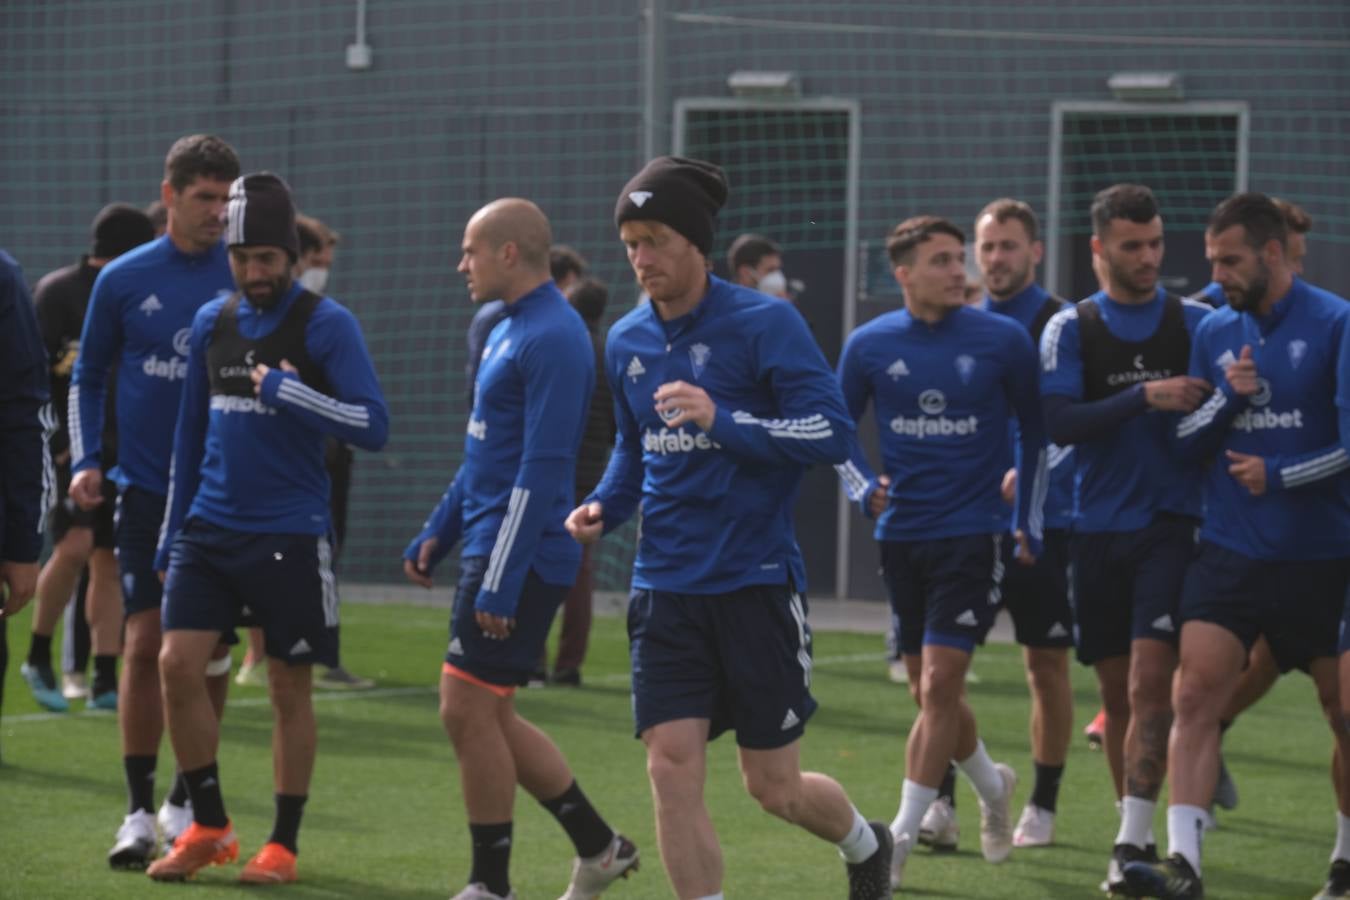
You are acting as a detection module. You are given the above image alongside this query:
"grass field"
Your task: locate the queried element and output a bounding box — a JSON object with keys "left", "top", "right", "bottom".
{"left": 0, "top": 598, "right": 1339, "bottom": 899}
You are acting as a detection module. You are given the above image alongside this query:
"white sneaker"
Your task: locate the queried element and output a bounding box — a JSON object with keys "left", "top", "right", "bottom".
{"left": 108, "top": 809, "right": 158, "bottom": 869}
{"left": 888, "top": 830, "right": 914, "bottom": 891}
{"left": 234, "top": 659, "right": 266, "bottom": 687}
{"left": 558, "top": 833, "right": 639, "bottom": 899}
{"left": 917, "top": 796, "right": 959, "bottom": 851}
{"left": 61, "top": 672, "right": 89, "bottom": 700}
{"left": 157, "top": 799, "right": 193, "bottom": 849}
{"left": 450, "top": 883, "right": 516, "bottom": 900}
{"left": 978, "top": 763, "right": 1017, "bottom": 863}
{"left": 1012, "top": 803, "right": 1054, "bottom": 847}
{"left": 887, "top": 659, "right": 909, "bottom": 684}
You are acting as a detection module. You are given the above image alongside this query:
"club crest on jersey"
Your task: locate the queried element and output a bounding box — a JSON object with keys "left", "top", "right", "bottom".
{"left": 886, "top": 358, "right": 910, "bottom": 380}
{"left": 955, "top": 354, "right": 975, "bottom": 384}
{"left": 1288, "top": 339, "right": 1308, "bottom": 370}
{"left": 628, "top": 191, "right": 653, "bottom": 208}
{"left": 626, "top": 355, "right": 646, "bottom": 382}
{"left": 172, "top": 327, "right": 192, "bottom": 357}
{"left": 918, "top": 389, "right": 947, "bottom": 415}
{"left": 689, "top": 342, "right": 711, "bottom": 379}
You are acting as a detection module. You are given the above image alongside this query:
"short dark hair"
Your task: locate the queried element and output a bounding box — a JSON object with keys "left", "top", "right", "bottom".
{"left": 566, "top": 277, "right": 608, "bottom": 327}
{"left": 1208, "top": 192, "right": 1288, "bottom": 252}
{"left": 886, "top": 216, "right": 965, "bottom": 267}
{"left": 164, "top": 134, "right": 240, "bottom": 192}
{"left": 1272, "top": 197, "right": 1312, "bottom": 235}
{"left": 976, "top": 198, "right": 1039, "bottom": 243}
{"left": 727, "top": 233, "right": 781, "bottom": 273}
{"left": 1090, "top": 184, "right": 1159, "bottom": 237}
{"left": 550, "top": 244, "right": 588, "bottom": 283}
{"left": 144, "top": 200, "right": 168, "bottom": 231}
{"left": 296, "top": 217, "right": 322, "bottom": 257}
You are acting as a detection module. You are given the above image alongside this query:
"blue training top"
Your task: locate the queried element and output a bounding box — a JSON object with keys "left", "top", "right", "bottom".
{"left": 587, "top": 274, "right": 854, "bottom": 595}
{"left": 1039, "top": 289, "right": 1211, "bottom": 533}
{"left": 835, "top": 303, "right": 1047, "bottom": 551}
{"left": 1177, "top": 277, "right": 1350, "bottom": 560}
{"left": 155, "top": 283, "right": 388, "bottom": 569}
{"left": 70, "top": 235, "right": 235, "bottom": 495}
{"left": 984, "top": 282, "right": 1075, "bottom": 531}
{"left": 405, "top": 281, "right": 592, "bottom": 618}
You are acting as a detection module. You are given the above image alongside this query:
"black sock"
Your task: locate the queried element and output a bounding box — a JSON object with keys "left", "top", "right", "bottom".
{"left": 1030, "top": 762, "right": 1065, "bottom": 813}
{"left": 268, "top": 793, "right": 307, "bottom": 854}
{"left": 124, "top": 755, "right": 156, "bottom": 814}
{"left": 938, "top": 762, "right": 958, "bottom": 806}
{"left": 92, "top": 654, "right": 117, "bottom": 695}
{"left": 167, "top": 770, "right": 191, "bottom": 807}
{"left": 469, "top": 821, "right": 513, "bottom": 896}
{"left": 540, "top": 780, "right": 615, "bottom": 859}
{"left": 27, "top": 632, "right": 52, "bottom": 669}
{"left": 183, "top": 762, "right": 228, "bottom": 827}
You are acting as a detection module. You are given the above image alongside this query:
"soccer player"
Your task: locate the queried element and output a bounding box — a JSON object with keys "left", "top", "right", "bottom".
{"left": 0, "top": 247, "right": 54, "bottom": 762}
{"left": 973, "top": 198, "right": 1075, "bottom": 847}
{"left": 68, "top": 134, "right": 241, "bottom": 867}
{"left": 1121, "top": 192, "right": 1350, "bottom": 899}
{"left": 146, "top": 172, "right": 389, "bottom": 883}
{"left": 835, "top": 215, "right": 1044, "bottom": 888}
{"left": 403, "top": 198, "right": 636, "bottom": 900}
{"left": 566, "top": 156, "right": 891, "bottom": 900}
{"left": 1038, "top": 183, "right": 1212, "bottom": 894}
{"left": 1190, "top": 196, "right": 1311, "bottom": 308}
{"left": 727, "top": 232, "right": 788, "bottom": 298}
{"left": 22, "top": 204, "right": 155, "bottom": 714}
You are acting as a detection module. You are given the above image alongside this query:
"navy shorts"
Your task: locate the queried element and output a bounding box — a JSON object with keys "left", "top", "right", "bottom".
{"left": 50, "top": 476, "right": 116, "bottom": 548}
{"left": 446, "top": 556, "right": 566, "bottom": 688}
{"left": 998, "top": 528, "right": 1074, "bottom": 648}
{"left": 880, "top": 534, "right": 1003, "bottom": 656}
{"left": 163, "top": 518, "right": 338, "bottom": 667}
{"left": 628, "top": 583, "right": 816, "bottom": 750}
{"left": 1183, "top": 541, "right": 1349, "bottom": 673}
{"left": 115, "top": 486, "right": 167, "bottom": 616}
{"left": 1070, "top": 514, "right": 1197, "bottom": 666}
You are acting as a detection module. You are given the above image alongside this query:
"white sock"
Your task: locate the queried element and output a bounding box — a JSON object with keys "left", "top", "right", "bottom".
{"left": 1167, "top": 804, "right": 1206, "bottom": 875}
{"left": 956, "top": 740, "right": 1004, "bottom": 804}
{"left": 837, "top": 807, "right": 879, "bottom": 863}
{"left": 694, "top": 895, "right": 724, "bottom": 900}
{"left": 891, "top": 779, "right": 938, "bottom": 842}
{"left": 1333, "top": 812, "right": 1350, "bottom": 863}
{"left": 1115, "top": 796, "right": 1156, "bottom": 849}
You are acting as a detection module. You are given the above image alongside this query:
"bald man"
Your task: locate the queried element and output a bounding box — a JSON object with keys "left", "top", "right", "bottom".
{"left": 403, "top": 200, "right": 638, "bottom": 900}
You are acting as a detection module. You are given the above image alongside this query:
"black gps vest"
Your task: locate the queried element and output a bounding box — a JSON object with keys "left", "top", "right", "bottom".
{"left": 1029, "top": 294, "right": 1067, "bottom": 344}
{"left": 1077, "top": 293, "right": 1190, "bottom": 401}
{"left": 207, "top": 291, "right": 330, "bottom": 398}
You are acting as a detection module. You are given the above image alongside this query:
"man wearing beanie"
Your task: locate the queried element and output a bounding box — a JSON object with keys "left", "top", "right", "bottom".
{"left": 147, "top": 172, "right": 388, "bottom": 884}
{"left": 403, "top": 198, "right": 637, "bottom": 900}
{"left": 566, "top": 156, "right": 893, "bottom": 899}
{"left": 68, "top": 134, "right": 242, "bottom": 869}
{"left": 22, "top": 203, "right": 155, "bottom": 718}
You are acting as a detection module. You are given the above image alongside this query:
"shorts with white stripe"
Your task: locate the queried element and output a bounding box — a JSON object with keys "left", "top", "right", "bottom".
{"left": 880, "top": 534, "right": 1004, "bottom": 656}
{"left": 627, "top": 583, "right": 816, "bottom": 750}
{"left": 162, "top": 517, "right": 338, "bottom": 667}
{"left": 446, "top": 555, "right": 566, "bottom": 686}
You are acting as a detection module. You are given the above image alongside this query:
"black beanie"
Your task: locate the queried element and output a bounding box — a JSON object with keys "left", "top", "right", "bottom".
{"left": 614, "top": 156, "right": 728, "bottom": 255}
{"left": 91, "top": 203, "right": 155, "bottom": 259}
{"left": 225, "top": 172, "right": 299, "bottom": 260}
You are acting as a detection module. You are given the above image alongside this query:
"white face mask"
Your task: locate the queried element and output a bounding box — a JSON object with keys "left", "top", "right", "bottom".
{"left": 298, "top": 267, "right": 329, "bottom": 294}
{"left": 757, "top": 269, "right": 788, "bottom": 298}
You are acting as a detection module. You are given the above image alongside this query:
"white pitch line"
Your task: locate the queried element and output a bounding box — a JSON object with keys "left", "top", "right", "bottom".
{"left": 1, "top": 651, "right": 887, "bottom": 726}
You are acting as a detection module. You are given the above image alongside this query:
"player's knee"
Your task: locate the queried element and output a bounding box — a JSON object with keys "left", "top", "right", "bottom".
{"left": 1127, "top": 665, "right": 1173, "bottom": 714}
{"left": 1171, "top": 673, "right": 1219, "bottom": 725}
{"left": 123, "top": 632, "right": 160, "bottom": 673}
{"left": 157, "top": 647, "right": 201, "bottom": 694}
{"left": 1025, "top": 649, "right": 1068, "bottom": 689}
{"left": 918, "top": 663, "right": 964, "bottom": 708}
{"left": 646, "top": 745, "right": 700, "bottom": 799}
{"left": 743, "top": 770, "right": 800, "bottom": 822}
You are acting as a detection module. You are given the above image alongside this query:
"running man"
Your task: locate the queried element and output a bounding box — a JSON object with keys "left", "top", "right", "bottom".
{"left": 567, "top": 156, "right": 892, "bottom": 900}
{"left": 1038, "top": 183, "right": 1212, "bottom": 894}
{"left": 836, "top": 214, "right": 1044, "bottom": 888}
{"left": 1123, "top": 193, "right": 1350, "bottom": 900}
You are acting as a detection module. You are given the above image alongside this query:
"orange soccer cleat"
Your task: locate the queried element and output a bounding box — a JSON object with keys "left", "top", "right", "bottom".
{"left": 1084, "top": 709, "right": 1106, "bottom": 750}
{"left": 146, "top": 820, "right": 239, "bottom": 881}
{"left": 239, "top": 841, "right": 298, "bottom": 884}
